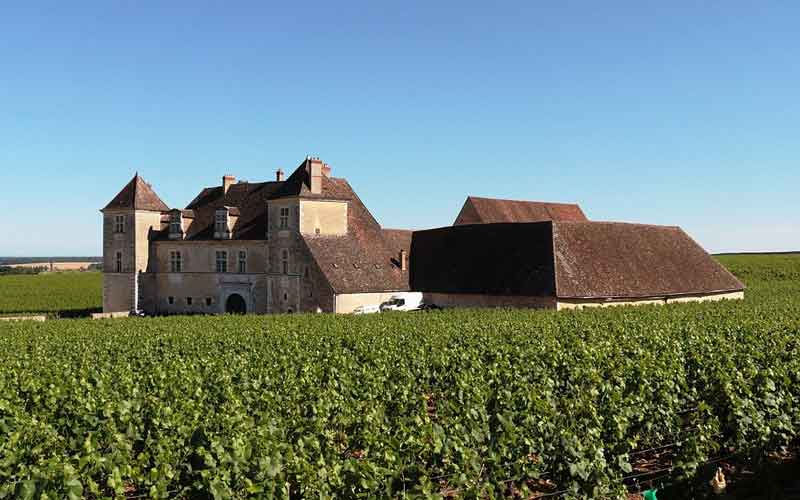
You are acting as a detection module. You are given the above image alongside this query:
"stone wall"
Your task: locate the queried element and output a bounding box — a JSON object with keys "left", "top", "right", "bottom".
{"left": 556, "top": 290, "right": 745, "bottom": 310}
{"left": 422, "top": 293, "right": 556, "bottom": 310}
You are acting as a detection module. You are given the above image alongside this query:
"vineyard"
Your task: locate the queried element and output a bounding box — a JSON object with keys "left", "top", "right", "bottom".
{"left": 0, "top": 254, "right": 799, "bottom": 498}
{"left": 0, "top": 272, "right": 102, "bottom": 317}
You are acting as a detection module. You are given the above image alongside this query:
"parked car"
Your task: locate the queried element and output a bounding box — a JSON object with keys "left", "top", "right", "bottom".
{"left": 352, "top": 304, "right": 381, "bottom": 315}
{"left": 380, "top": 292, "right": 424, "bottom": 312}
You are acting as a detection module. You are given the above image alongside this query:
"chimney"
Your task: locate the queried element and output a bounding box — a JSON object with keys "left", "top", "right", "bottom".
{"left": 276, "top": 168, "right": 285, "bottom": 182}
{"left": 399, "top": 249, "right": 408, "bottom": 271}
{"left": 322, "top": 163, "right": 332, "bottom": 178}
{"left": 222, "top": 175, "right": 236, "bottom": 194}
{"left": 306, "top": 156, "right": 323, "bottom": 194}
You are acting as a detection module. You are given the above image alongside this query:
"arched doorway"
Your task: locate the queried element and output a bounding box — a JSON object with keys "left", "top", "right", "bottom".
{"left": 225, "top": 293, "right": 247, "bottom": 314}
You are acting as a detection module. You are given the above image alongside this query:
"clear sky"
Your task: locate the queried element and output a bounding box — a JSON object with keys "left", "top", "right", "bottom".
{"left": 1, "top": 1, "right": 798, "bottom": 256}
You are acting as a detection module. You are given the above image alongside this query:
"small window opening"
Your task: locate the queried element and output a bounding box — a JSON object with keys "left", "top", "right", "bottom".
{"left": 115, "top": 251, "right": 123, "bottom": 273}
{"left": 114, "top": 215, "right": 125, "bottom": 234}
{"left": 168, "top": 296, "right": 175, "bottom": 305}
{"left": 238, "top": 250, "right": 247, "bottom": 273}
{"left": 215, "top": 251, "right": 228, "bottom": 273}
{"left": 170, "top": 251, "right": 182, "bottom": 273}
{"left": 205, "top": 297, "right": 212, "bottom": 307}
{"left": 186, "top": 297, "right": 193, "bottom": 306}
{"left": 279, "top": 207, "right": 289, "bottom": 229}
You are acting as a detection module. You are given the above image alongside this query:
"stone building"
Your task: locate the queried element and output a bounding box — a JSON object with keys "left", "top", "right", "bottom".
{"left": 102, "top": 160, "right": 744, "bottom": 315}
{"left": 101, "top": 157, "right": 411, "bottom": 314}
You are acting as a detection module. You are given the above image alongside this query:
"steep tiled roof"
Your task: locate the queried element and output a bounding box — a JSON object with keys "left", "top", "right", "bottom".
{"left": 411, "top": 221, "right": 743, "bottom": 300}
{"left": 300, "top": 192, "right": 410, "bottom": 294}
{"left": 177, "top": 181, "right": 283, "bottom": 240}
{"left": 552, "top": 221, "right": 744, "bottom": 299}
{"left": 103, "top": 174, "right": 169, "bottom": 212}
{"left": 454, "top": 196, "right": 587, "bottom": 225}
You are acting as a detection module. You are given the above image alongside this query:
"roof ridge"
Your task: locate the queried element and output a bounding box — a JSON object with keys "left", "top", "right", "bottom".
{"left": 468, "top": 195, "right": 581, "bottom": 206}
{"left": 553, "top": 220, "right": 681, "bottom": 229}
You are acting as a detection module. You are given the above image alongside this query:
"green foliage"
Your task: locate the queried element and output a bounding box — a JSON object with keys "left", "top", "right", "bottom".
{"left": 0, "top": 254, "right": 798, "bottom": 498}
{"left": 0, "top": 272, "right": 101, "bottom": 316}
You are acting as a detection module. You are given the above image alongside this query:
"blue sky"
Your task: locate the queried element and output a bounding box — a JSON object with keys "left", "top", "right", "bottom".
{"left": 1, "top": 1, "right": 798, "bottom": 256}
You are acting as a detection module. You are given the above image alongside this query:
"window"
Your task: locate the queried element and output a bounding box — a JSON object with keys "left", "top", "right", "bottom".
{"left": 170, "top": 220, "right": 181, "bottom": 234}
{"left": 205, "top": 297, "right": 212, "bottom": 307}
{"left": 114, "top": 215, "right": 125, "bottom": 234}
{"left": 186, "top": 297, "right": 193, "bottom": 306}
{"left": 279, "top": 207, "right": 289, "bottom": 229}
{"left": 304, "top": 266, "right": 309, "bottom": 278}
{"left": 115, "top": 251, "right": 122, "bottom": 273}
{"left": 281, "top": 249, "right": 289, "bottom": 274}
{"left": 168, "top": 296, "right": 175, "bottom": 305}
{"left": 170, "top": 251, "right": 182, "bottom": 273}
{"left": 215, "top": 210, "right": 227, "bottom": 235}
{"left": 238, "top": 250, "right": 247, "bottom": 273}
{"left": 215, "top": 251, "right": 228, "bottom": 273}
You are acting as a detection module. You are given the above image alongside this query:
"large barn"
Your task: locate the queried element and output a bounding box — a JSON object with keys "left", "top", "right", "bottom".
{"left": 412, "top": 202, "right": 744, "bottom": 310}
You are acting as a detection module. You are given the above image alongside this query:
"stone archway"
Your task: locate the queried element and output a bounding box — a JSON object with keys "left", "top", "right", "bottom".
{"left": 225, "top": 293, "right": 247, "bottom": 314}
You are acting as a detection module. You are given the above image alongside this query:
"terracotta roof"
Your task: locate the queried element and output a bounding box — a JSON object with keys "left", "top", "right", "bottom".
{"left": 454, "top": 196, "right": 587, "bottom": 225}
{"left": 174, "top": 181, "right": 283, "bottom": 240}
{"left": 168, "top": 158, "right": 372, "bottom": 241}
{"left": 103, "top": 174, "right": 169, "bottom": 212}
{"left": 411, "top": 221, "right": 744, "bottom": 300}
{"left": 300, "top": 196, "right": 410, "bottom": 294}
{"left": 552, "top": 221, "right": 744, "bottom": 299}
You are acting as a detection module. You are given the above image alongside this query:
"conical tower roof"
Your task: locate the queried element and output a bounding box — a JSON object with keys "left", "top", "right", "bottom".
{"left": 103, "top": 174, "right": 169, "bottom": 212}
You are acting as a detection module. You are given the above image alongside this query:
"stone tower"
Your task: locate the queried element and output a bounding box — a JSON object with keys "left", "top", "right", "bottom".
{"left": 101, "top": 174, "right": 168, "bottom": 313}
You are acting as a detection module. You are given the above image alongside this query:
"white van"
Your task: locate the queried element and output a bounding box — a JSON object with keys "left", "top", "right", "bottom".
{"left": 380, "top": 292, "right": 424, "bottom": 312}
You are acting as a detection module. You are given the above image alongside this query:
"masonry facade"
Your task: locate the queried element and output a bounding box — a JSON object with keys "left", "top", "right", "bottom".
{"left": 101, "top": 158, "right": 411, "bottom": 315}
{"left": 102, "top": 159, "right": 744, "bottom": 315}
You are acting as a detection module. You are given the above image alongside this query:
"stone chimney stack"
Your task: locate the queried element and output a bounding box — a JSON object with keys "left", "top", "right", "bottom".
{"left": 222, "top": 175, "right": 236, "bottom": 194}
{"left": 276, "top": 168, "right": 285, "bottom": 182}
{"left": 322, "top": 163, "right": 332, "bottom": 178}
{"left": 399, "top": 249, "right": 408, "bottom": 271}
{"left": 306, "top": 156, "right": 323, "bottom": 194}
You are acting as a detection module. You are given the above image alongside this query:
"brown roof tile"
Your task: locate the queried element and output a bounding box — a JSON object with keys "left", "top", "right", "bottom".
{"left": 454, "top": 196, "right": 587, "bottom": 225}
{"left": 411, "top": 221, "right": 744, "bottom": 300}
{"left": 103, "top": 174, "right": 169, "bottom": 212}
{"left": 552, "top": 221, "right": 744, "bottom": 299}
{"left": 300, "top": 195, "right": 410, "bottom": 294}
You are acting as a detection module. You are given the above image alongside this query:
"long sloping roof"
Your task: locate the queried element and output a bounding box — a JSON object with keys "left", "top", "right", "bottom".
{"left": 103, "top": 174, "right": 169, "bottom": 212}
{"left": 454, "top": 196, "right": 587, "bottom": 225}
{"left": 552, "top": 221, "right": 744, "bottom": 299}
{"left": 411, "top": 221, "right": 743, "bottom": 299}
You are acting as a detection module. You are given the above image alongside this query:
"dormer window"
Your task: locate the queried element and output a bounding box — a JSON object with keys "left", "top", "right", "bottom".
{"left": 114, "top": 215, "right": 125, "bottom": 234}
{"left": 169, "top": 212, "right": 183, "bottom": 239}
{"left": 214, "top": 208, "right": 230, "bottom": 239}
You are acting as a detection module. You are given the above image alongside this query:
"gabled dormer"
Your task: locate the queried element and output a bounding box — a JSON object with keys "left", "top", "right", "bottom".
{"left": 168, "top": 209, "right": 184, "bottom": 240}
